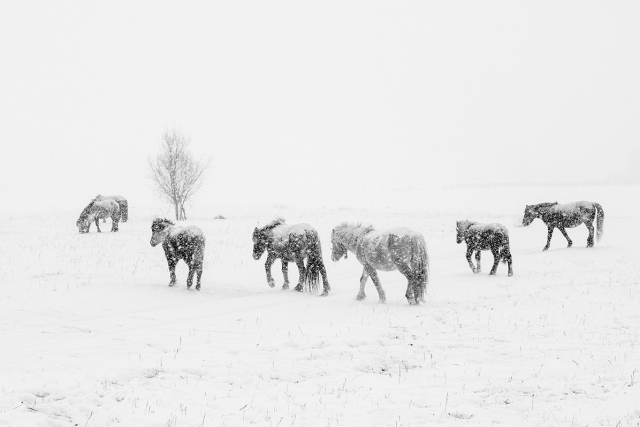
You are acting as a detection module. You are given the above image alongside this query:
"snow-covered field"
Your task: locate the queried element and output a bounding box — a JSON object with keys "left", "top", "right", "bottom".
{"left": 1, "top": 185, "right": 639, "bottom": 426}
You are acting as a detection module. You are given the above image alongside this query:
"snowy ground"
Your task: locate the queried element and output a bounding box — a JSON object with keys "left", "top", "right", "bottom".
{"left": 1, "top": 185, "right": 639, "bottom": 426}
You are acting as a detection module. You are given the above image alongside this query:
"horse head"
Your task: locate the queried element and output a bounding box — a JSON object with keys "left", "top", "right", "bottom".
{"left": 330, "top": 229, "right": 348, "bottom": 261}
{"left": 252, "top": 227, "right": 268, "bottom": 260}
{"left": 150, "top": 218, "right": 174, "bottom": 246}
{"left": 76, "top": 217, "right": 90, "bottom": 234}
{"left": 522, "top": 205, "right": 538, "bottom": 226}
{"left": 456, "top": 221, "right": 470, "bottom": 243}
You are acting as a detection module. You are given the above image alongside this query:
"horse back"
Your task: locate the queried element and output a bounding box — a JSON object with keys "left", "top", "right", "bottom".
{"left": 466, "top": 223, "right": 508, "bottom": 250}
{"left": 545, "top": 201, "right": 596, "bottom": 227}
{"left": 268, "top": 223, "right": 319, "bottom": 261}
{"left": 165, "top": 226, "right": 205, "bottom": 260}
{"left": 358, "top": 227, "right": 422, "bottom": 270}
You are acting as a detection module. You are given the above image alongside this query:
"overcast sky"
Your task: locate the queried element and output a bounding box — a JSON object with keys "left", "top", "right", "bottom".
{"left": 1, "top": 2, "right": 638, "bottom": 214}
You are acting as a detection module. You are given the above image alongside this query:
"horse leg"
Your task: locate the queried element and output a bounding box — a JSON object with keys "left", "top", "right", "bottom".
{"left": 318, "top": 261, "right": 330, "bottom": 297}
{"left": 489, "top": 247, "right": 500, "bottom": 275}
{"left": 195, "top": 264, "right": 203, "bottom": 290}
{"left": 167, "top": 258, "right": 177, "bottom": 287}
{"left": 558, "top": 226, "right": 572, "bottom": 248}
{"left": 95, "top": 218, "right": 101, "bottom": 233}
{"left": 365, "top": 265, "right": 386, "bottom": 304}
{"left": 281, "top": 260, "right": 290, "bottom": 290}
{"left": 111, "top": 216, "right": 119, "bottom": 232}
{"left": 543, "top": 226, "right": 554, "bottom": 251}
{"left": 475, "top": 251, "right": 481, "bottom": 273}
{"left": 466, "top": 247, "right": 477, "bottom": 273}
{"left": 194, "top": 245, "right": 204, "bottom": 291}
{"left": 265, "top": 253, "right": 277, "bottom": 288}
{"left": 293, "top": 258, "right": 305, "bottom": 292}
{"left": 186, "top": 264, "right": 195, "bottom": 289}
{"left": 584, "top": 221, "right": 594, "bottom": 247}
{"left": 393, "top": 258, "right": 419, "bottom": 305}
{"left": 356, "top": 268, "right": 369, "bottom": 300}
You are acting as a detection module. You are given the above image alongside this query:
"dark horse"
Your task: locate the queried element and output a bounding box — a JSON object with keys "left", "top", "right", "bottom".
{"left": 252, "top": 218, "right": 330, "bottom": 296}
{"left": 331, "top": 223, "right": 429, "bottom": 305}
{"left": 150, "top": 218, "right": 205, "bottom": 290}
{"left": 456, "top": 221, "right": 513, "bottom": 276}
{"left": 522, "top": 201, "right": 604, "bottom": 251}
{"left": 76, "top": 199, "right": 121, "bottom": 233}
{"left": 95, "top": 195, "right": 128, "bottom": 222}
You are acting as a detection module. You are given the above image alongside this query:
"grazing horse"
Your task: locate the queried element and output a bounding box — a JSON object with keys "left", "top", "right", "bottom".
{"left": 456, "top": 221, "right": 513, "bottom": 276}
{"left": 76, "top": 199, "right": 121, "bottom": 233}
{"left": 95, "top": 195, "right": 128, "bottom": 222}
{"left": 331, "top": 223, "right": 429, "bottom": 305}
{"left": 252, "top": 218, "right": 330, "bottom": 296}
{"left": 150, "top": 218, "right": 205, "bottom": 290}
{"left": 522, "top": 201, "right": 604, "bottom": 251}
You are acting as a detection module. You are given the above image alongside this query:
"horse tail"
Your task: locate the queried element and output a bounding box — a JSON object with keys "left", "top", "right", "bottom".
{"left": 500, "top": 232, "right": 512, "bottom": 264}
{"left": 112, "top": 201, "right": 121, "bottom": 222}
{"left": 411, "top": 235, "right": 430, "bottom": 302}
{"left": 593, "top": 202, "right": 604, "bottom": 241}
{"left": 121, "top": 200, "right": 128, "bottom": 222}
{"left": 304, "top": 232, "right": 323, "bottom": 294}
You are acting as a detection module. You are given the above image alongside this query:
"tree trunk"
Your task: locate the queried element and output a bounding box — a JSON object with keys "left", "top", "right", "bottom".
{"left": 174, "top": 202, "right": 179, "bottom": 221}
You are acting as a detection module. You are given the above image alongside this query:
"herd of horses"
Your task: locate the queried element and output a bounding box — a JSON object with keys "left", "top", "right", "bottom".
{"left": 76, "top": 197, "right": 604, "bottom": 305}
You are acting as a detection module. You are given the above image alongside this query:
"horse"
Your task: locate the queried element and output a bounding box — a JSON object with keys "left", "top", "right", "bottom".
{"left": 76, "top": 199, "right": 121, "bottom": 233}
{"left": 330, "top": 223, "right": 429, "bottom": 305}
{"left": 522, "top": 201, "right": 604, "bottom": 251}
{"left": 252, "top": 218, "right": 330, "bottom": 296}
{"left": 94, "top": 195, "right": 128, "bottom": 222}
{"left": 150, "top": 218, "right": 205, "bottom": 290}
{"left": 456, "top": 221, "right": 513, "bottom": 276}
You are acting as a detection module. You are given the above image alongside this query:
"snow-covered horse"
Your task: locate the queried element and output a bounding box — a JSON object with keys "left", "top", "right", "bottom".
{"left": 331, "top": 223, "right": 429, "bottom": 305}
{"left": 456, "top": 221, "right": 513, "bottom": 276}
{"left": 252, "top": 218, "right": 330, "bottom": 296}
{"left": 150, "top": 218, "right": 205, "bottom": 290}
{"left": 522, "top": 201, "right": 604, "bottom": 251}
{"left": 76, "top": 199, "right": 121, "bottom": 233}
{"left": 94, "top": 195, "right": 128, "bottom": 222}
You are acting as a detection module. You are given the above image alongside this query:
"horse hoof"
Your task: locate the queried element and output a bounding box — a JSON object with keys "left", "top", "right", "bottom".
{"left": 320, "top": 291, "right": 329, "bottom": 297}
{"left": 196, "top": 286, "right": 201, "bottom": 291}
{"left": 378, "top": 298, "right": 386, "bottom": 304}
{"left": 473, "top": 269, "right": 481, "bottom": 274}
{"left": 168, "top": 282, "right": 176, "bottom": 287}
{"left": 542, "top": 246, "right": 549, "bottom": 251}
{"left": 294, "top": 285, "right": 303, "bottom": 292}
{"left": 508, "top": 272, "right": 513, "bottom": 277}
{"left": 268, "top": 280, "right": 275, "bottom": 288}
{"left": 356, "top": 294, "right": 366, "bottom": 301}
{"left": 282, "top": 284, "right": 289, "bottom": 290}
{"left": 489, "top": 272, "right": 496, "bottom": 276}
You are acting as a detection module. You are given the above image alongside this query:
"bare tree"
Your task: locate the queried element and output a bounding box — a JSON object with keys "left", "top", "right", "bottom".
{"left": 148, "top": 129, "right": 210, "bottom": 220}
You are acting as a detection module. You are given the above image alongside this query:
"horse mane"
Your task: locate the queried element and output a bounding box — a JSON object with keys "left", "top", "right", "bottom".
{"left": 78, "top": 200, "right": 96, "bottom": 220}
{"left": 457, "top": 220, "right": 477, "bottom": 232}
{"left": 151, "top": 217, "right": 174, "bottom": 231}
{"left": 333, "top": 222, "right": 375, "bottom": 247}
{"left": 258, "top": 217, "right": 286, "bottom": 232}
{"left": 533, "top": 202, "right": 558, "bottom": 211}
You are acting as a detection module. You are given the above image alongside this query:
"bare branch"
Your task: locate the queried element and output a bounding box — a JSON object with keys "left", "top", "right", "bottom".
{"left": 148, "top": 129, "right": 210, "bottom": 220}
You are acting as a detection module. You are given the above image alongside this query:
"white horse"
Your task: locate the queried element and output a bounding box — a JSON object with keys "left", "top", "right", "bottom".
{"left": 76, "top": 199, "right": 120, "bottom": 233}
{"left": 331, "top": 223, "right": 429, "bottom": 305}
